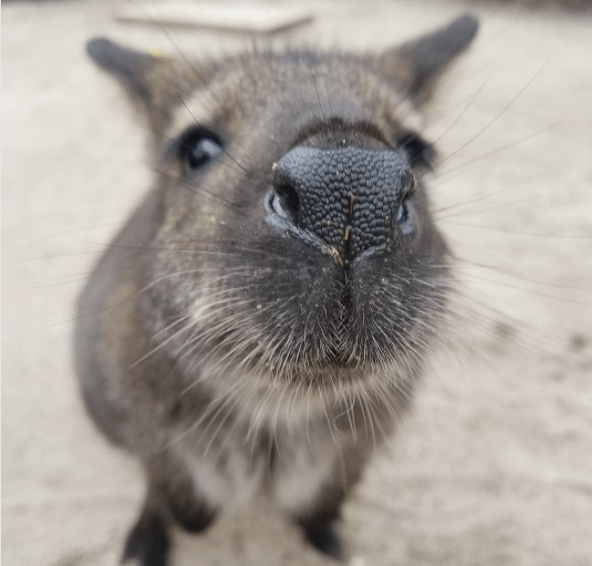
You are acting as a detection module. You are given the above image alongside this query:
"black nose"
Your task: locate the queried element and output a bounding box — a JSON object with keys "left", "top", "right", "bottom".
{"left": 275, "top": 146, "right": 409, "bottom": 262}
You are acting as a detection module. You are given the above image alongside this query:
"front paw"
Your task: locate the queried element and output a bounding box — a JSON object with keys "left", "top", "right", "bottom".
{"left": 122, "top": 509, "right": 170, "bottom": 566}
{"left": 303, "top": 523, "right": 344, "bottom": 561}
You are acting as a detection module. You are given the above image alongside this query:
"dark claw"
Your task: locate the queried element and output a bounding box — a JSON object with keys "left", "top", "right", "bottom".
{"left": 122, "top": 509, "right": 170, "bottom": 566}
{"left": 303, "top": 523, "right": 344, "bottom": 561}
{"left": 173, "top": 505, "right": 216, "bottom": 534}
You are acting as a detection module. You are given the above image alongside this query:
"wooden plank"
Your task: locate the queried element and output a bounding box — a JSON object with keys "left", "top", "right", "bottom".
{"left": 117, "top": 3, "right": 314, "bottom": 35}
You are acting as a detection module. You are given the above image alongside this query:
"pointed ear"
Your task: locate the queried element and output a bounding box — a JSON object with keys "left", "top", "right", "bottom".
{"left": 382, "top": 14, "right": 479, "bottom": 107}
{"left": 86, "top": 38, "right": 202, "bottom": 131}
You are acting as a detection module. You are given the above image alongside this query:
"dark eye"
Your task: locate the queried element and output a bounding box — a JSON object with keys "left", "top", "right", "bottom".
{"left": 396, "top": 131, "right": 435, "bottom": 170}
{"left": 178, "top": 128, "right": 223, "bottom": 170}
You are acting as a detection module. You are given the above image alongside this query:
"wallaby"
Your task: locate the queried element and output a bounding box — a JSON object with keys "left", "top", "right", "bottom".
{"left": 76, "top": 14, "right": 479, "bottom": 565}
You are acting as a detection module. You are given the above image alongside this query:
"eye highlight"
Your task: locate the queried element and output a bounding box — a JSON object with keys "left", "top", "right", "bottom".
{"left": 178, "top": 128, "right": 223, "bottom": 170}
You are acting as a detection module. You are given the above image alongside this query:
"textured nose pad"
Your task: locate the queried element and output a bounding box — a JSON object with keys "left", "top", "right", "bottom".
{"left": 276, "top": 146, "right": 409, "bottom": 262}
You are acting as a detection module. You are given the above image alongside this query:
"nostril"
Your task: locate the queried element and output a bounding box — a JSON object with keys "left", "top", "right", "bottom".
{"left": 273, "top": 184, "right": 300, "bottom": 224}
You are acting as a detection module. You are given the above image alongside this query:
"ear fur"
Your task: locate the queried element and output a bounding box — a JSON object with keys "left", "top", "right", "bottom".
{"left": 382, "top": 14, "right": 479, "bottom": 106}
{"left": 86, "top": 38, "right": 203, "bottom": 132}
{"left": 87, "top": 38, "right": 158, "bottom": 102}
{"left": 87, "top": 17, "right": 478, "bottom": 129}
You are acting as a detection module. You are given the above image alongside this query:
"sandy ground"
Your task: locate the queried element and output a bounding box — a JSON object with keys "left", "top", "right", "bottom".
{"left": 2, "top": 1, "right": 592, "bottom": 565}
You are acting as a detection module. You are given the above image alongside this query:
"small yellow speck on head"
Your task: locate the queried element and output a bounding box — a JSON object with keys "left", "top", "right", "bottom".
{"left": 149, "top": 48, "right": 168, "bottom": 58}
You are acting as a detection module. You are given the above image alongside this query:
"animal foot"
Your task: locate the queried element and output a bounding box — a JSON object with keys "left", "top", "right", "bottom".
{"left": 122, "top": 509, "right": 170, "bottom": 566}
{"left": 303, "top": 523, "right": 344, "bottom": 561}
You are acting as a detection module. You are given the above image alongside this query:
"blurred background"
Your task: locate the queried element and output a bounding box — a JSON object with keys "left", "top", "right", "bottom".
{"left": 3, "top": 1, "right": 592, "bottom": 565}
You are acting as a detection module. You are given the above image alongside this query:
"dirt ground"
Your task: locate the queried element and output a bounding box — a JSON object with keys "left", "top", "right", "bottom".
{"left": 2, "top": 1, "right": 592, "bottom": 565}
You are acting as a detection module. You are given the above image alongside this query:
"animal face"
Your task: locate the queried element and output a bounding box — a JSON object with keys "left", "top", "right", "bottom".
{"left": 87, "top": 15, "right": 477, "bottom": 393}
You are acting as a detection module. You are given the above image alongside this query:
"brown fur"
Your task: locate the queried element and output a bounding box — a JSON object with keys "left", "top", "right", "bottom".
{"left": 76, "top": 14, "right": 479, "bottom": 565}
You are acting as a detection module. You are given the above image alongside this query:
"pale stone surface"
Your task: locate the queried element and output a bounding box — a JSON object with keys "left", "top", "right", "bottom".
{"left": 3, "top": 1, "right": 592, "bottom": 565}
